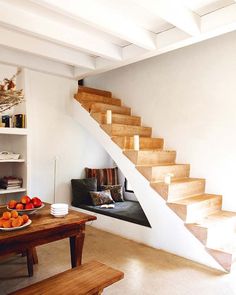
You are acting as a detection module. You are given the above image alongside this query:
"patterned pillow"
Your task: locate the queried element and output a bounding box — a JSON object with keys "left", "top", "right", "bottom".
{"left": 90, "top": 190, "right": 115, "bottom": 206}
{"left": 100, "top": 184, "right": 124, "bottom": 202}
{"left": 85, "top": 167, "right": 118, "bottom": 189}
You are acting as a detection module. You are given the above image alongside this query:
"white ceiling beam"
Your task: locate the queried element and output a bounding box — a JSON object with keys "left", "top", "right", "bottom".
{"left": 0, "top": 1, "right": 122, "bottom": 61}
{"left": 0, "top": 46, "right": 74, "bottom": 79}
{"left": 31, "top": 0, "right": 156, "bottom": 50}
{"left": 75, "top": 3, "right": 236, "bottom": 79}
{"left": 0, "top": 27, "right": 95, "bottom": 70}
{"left": 132, "top": 0, "right": 201, "bottom": 36}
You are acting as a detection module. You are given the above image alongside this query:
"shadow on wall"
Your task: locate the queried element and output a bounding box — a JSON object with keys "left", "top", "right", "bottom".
{"left": 118, "top": 168, "right": 137, "bottom": 202}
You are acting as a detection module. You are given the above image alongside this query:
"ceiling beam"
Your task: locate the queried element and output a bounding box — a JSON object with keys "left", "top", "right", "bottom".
{"left": 31, "top": 0, "right": 156, "bottom": 50}
{"left": 0, "top": 1, "right": 122, "bottom": 61}
{"left": 0, "top": 27, "right": 95, "bottom": 69}
{"left": 132, "top": 0, "right": 201, "bottom": 36}
{"left": 75, "top": 3, "right": 236, "bottom": 78}
{"left": 0, "top": 46, "right": 74, "bottom": 79}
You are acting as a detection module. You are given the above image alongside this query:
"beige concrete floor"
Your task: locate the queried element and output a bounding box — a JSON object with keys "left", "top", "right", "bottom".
{"left": 1, "top": 225, "right": 236, "bottom": 295}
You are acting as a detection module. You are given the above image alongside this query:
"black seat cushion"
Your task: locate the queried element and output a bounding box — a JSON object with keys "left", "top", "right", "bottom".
{"left": 77, "top": 201, "right": 151, "bottom": 228}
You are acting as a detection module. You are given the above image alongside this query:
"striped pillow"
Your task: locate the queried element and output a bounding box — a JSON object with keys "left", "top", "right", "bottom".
{"left": 85, "top": 167, "right": 118, "bottom": 189}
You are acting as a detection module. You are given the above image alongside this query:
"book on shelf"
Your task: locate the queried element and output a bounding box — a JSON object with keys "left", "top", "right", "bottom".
{"left": 0, "top": 176, "right": 23, "bottom": 190}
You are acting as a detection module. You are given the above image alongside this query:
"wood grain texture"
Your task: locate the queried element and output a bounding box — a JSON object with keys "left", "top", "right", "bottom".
{"left": 75, "top": 92, "right": 121, "bottom": 106}
{"left": 112, "top": 136, "right": 163, "bottom": 150}
{"left": 0, "top": 204, "right": 96, "bottom": 275}
{"left": 8, "top": 260, "right": 124, "bottom": 295}
{"left": 87, "top": 102, "right": 131, "bottom": 115}
{"left": 137, "top": 164, "right": 190, "bottom": 182}
{"left": 101, "top": 124, "right": 152, "bottom": 137}
{"left": 78, "top": 86, "right": 112, "bottom": 97}
{"left": 91, "top": 112, "right": 141, "bottom": 126}
{"left": 124, "top": 150, "right": 176, "bottom": 165}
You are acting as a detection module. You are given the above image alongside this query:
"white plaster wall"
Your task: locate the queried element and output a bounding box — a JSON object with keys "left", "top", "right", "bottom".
{"left": 26, "top": 70, "right": 113, "bottom": 204}
{"left": 86, "top": 30, "right": 236, "bottom": 212}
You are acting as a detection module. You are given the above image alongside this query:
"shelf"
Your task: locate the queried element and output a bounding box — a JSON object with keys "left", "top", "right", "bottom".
{"left": 0, "top": 128, "right": 28, "bottom": 135}
{"left": 0, "top": 188, "right": 26, "bottom": 195}
{"left": 0, "top": 159, "right": 25, "bottom": 163}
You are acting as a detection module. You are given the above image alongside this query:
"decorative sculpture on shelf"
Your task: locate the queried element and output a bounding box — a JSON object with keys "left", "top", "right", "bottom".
{"left": 0, "top": 70, "right": 24, "bottom": 113}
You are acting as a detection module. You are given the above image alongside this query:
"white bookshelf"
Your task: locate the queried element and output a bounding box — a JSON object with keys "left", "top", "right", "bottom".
{"left": 0, "top": 127, "right": 28, "bottom": 135}
{"left": 0, "top": 70, "right": 28, "bottom": 206}
{"left": 0, "top": 188, "right": 27, "bottom": 195}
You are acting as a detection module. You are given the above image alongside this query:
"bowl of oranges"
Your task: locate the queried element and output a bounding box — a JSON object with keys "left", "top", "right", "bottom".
{"left": 0, "top": 210, "right": 31, "bottom": 231}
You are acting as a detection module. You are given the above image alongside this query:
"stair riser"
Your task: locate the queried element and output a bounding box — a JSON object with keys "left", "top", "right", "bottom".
{"left": 78, "top": 86, "right": 112, "bottom": 97}
{"left": 102, "top": 125, "right": 152, "bottom": 137}
{"left": 91, "top": 113, "right": 141, "bottom": 126}
{"left": 124, "top": 151, "right": 176, "bottom": 166}
{"left": 75, "top": 92, "right": 121, "bottom": 106}
{"left": 138, "top": 164, "right": 190, "bottom": 182}
{"left": 90, "top": 104, "right": 131, "bottom": 116}
{"left": 152, "top": 180, "right": 205, "bottom": 201}
{"left": 168, "top": 196, "right": 222, "bottom": 223}
{"left": 113, "top": 137, "right": 164, "bottom": 150}
{"left": 185, "top": 196, "right": 222, "bottom": 223}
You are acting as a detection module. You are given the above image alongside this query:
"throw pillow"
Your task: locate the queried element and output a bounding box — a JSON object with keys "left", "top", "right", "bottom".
{"left": 85, "top": 167, "right": 118, "bottom": 189}
{"left": 89, "top": 190, "right": 114, "bottom": 206}
{"left": 71, "top": 178, "right": 97, "bottom": 206}
{"left": 100, "top": 184, "right": 124, "bottom": 202}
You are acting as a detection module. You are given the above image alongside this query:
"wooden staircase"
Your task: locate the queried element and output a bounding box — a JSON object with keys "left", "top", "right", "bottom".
{"left": 74, "top": 86, "right": 236, "bottom": 272}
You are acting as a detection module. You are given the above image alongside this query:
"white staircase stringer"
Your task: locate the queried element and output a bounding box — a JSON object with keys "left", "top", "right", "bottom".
{"left": 70, "top": 99, "right": 224, "bottom": 271}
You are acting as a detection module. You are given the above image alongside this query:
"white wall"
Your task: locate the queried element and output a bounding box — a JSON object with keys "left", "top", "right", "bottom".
{"left": 25, "top": 70, "right": 113, "bottom": 204}
{"left": 86, "top": 30, "right": 236, "bottom": 212}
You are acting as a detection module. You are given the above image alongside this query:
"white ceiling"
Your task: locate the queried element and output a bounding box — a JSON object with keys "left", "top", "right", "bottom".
{"left": 0, "top": 0, "right": 235, "bottom": 79}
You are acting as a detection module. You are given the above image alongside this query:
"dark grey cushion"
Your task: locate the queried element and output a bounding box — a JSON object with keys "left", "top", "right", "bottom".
{"left": 71, "top": 178, "right": 97, "bottom": 206}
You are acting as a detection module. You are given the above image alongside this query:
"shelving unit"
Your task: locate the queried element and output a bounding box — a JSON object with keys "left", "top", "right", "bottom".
{"left": 0, "top": 70, "right": 28, "bottom": 206}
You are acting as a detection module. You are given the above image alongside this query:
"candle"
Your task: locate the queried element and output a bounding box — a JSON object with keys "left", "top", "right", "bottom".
{"left": 133, "top": 135, "right": 140, "bottom": 151}
{"left": 164, "top": 173, "right": 174, "bottom": 184}
{"left": 106, "top": 110, "right": 112, "bottom": 124}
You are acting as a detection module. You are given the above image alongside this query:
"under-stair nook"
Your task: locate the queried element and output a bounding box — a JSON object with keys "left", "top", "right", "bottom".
{"left": 72, "top": 86, "right": 236, "bottom": 273}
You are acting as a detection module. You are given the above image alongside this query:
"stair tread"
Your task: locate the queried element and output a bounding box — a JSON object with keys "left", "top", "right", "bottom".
{"left": 136, "top": 163, "right": 188, "bottom": 168}
{"left": 101, "top": 123, "right": 151, "bottom": 129}
{"left": 191, "top": 210, "right": 236, "bottom": 227}
{"left": 92, "top": 112, "right": 140, "bottom": 119}
{"left": 152, "top": 177, "right": 205, "bottom": 185}
{"left": 125, "top": 149, "right": 174, "bottom": 153}
{"left": 90, "top": 102, "right": 129, "bottom": 108}
{"left": 168, "top": 194, "right": 221, "bottom": 205}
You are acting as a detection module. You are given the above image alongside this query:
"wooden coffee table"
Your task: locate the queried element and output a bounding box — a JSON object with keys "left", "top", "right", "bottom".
{"left": 0, "top": 204, "right": 96, "bottom": 276}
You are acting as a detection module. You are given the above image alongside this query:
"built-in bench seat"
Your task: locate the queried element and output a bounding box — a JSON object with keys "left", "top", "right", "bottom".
{"left": 8, "top": 260, "right": 124, "bottom": 295}
{"left": 77, "top": 201, "right": 151, "bottom": 227}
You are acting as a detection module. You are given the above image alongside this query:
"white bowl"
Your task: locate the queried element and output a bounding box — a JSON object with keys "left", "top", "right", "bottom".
{"left": 51, "top": 213, "right": 68, "bottom": 218}
{"left": 51, "top": 203, "right": 68, "bottom": 209}
{"left": 51, "top": 210, "right": 68, "bottom": 215}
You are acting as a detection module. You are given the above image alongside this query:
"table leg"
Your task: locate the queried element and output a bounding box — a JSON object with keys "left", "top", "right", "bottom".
{"left": 26, "top": 248, "right": 34, "bottom": 277}
{"left": 69, "top": 224, "right": 85, "bottom": 268}
{"left": 32, "top": 247, "right": 38, "bottom": 264}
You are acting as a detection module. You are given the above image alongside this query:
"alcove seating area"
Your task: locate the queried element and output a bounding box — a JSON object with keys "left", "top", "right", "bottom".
{"left": 71, "top": 167, "right": 151, "bottom": 227}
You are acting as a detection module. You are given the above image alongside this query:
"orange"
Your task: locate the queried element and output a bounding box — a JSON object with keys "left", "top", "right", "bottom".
{"left": 22, "top": 214, "right": 29, "bottom": 224}
{"left": 2, "top": 212, "right": 11, "bottom": 220}
{"left": 12, "top": 217, "right": 23, "bottom": 227}
{"left": 0, "top": 218, "right": 4, "bottom": 227}
{"left": 11, "top": 210, "right": 18, "bottom": 218}
{"left": 2, "top": 220, "right": 12, "bottom": 228}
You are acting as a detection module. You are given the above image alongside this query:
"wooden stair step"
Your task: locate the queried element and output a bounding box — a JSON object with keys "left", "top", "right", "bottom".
{"left": 112, "top": 136, "right": 164, "bottom": 150}
{"left": 186, "top": 211, "right": 236, "bottom": 248}
{"left": 151, "top": 178, "right": 205, "bottom": 201}
{"left": 167, "top": 194, "right": 222, "bottom": 223}
{"left": 75, "top": 91, "right": 121, "bottom": 106}
{"left": 206, "top": 246, "right": 236, "bottom": 272}
{"left": 137, "top": 164, "right": 190, "bottom": 182}
{"left": 124, "top": 150, "right": 176, "bottom": 165}
{"left": 84, "top": 102, "right": 131, "bottom": 115}
{"left": 101, "top": 124, "right": 152, "bottom": 137}
{"left": 78, "top": 86, "right": 112, "bottom": 97}
{"left": 91, "top": 112, "right": 141, "bottom": 126}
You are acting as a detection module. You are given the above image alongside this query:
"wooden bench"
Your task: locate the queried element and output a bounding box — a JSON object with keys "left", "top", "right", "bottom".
{"left": 8, "top": 260, "right": 124, "bottom": 295}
